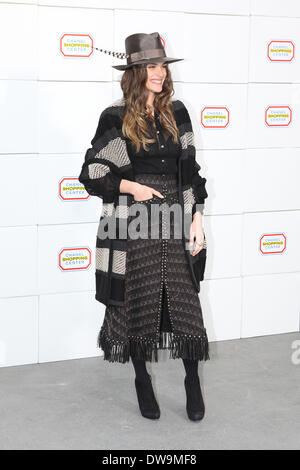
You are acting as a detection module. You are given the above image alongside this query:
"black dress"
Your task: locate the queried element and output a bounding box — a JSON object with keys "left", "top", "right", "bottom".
{"left": 128, "top": 110, "right": 182, "bottom": 334}
{"left": 97, "top": 109, "right": 209, "bottom": 363}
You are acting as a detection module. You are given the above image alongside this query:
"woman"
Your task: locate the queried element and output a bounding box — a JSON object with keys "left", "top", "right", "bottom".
{"left": 79, "top": 33, "right": 209, "bottom": 422}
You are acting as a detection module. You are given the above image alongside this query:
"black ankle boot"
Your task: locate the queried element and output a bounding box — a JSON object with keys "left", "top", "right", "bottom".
{"left": 184, "top": 375, "right": 205, "bottom": 421}
{"left": 134, "top": 373, "right": 160, "bottom": 419}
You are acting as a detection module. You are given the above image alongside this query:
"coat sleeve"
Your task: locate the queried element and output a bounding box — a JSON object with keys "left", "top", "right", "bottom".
{"left": 78, "top": 109, "right": 123, "bottom": 203}
{"left": 181, "top": 101, "right": 208, "bottom": 216}
{"left": 191, "top": 159, "right": 207, "bottom": 216}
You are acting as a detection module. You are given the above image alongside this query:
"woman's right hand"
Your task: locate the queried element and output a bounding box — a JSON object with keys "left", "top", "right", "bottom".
{"left": 132, "top": 183, "right": 164, "bottom": 202}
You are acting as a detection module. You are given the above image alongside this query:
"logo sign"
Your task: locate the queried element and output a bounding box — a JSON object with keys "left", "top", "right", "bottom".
{"left": 267, "top": 41, "right": 295, "bottom": 62}
{"left": 159, "top": 35, "right": 165, "bottom": 48}
{"left": 259, "top": 233, "right": 286, "bottom": 254}
{"left": 265, "top": 106, "right": 292, "bottom": 127}
{"left": 59, "top": 177, "right": 90, "bottom": 201}
{"left": 201, "top": 107, "right": 229, "bottom": 128}
{"left": 60, "top": 34, "right": 93, "bottom": 57}
{"left": 59, "top": 247, "right": 92, "bottom": 271}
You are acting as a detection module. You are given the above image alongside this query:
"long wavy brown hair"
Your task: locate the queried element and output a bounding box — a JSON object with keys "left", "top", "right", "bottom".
{"left": 120, "top": 63, "right": 180, "bottom": 152}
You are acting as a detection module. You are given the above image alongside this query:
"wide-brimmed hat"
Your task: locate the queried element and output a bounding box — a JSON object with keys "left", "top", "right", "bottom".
{"left": 92, "top": 32, "right": 183, "bottom": 70}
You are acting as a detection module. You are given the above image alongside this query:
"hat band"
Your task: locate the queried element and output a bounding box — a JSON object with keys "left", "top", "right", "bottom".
{"left": 128, "top": 48, "right": 165, "bottom": 64}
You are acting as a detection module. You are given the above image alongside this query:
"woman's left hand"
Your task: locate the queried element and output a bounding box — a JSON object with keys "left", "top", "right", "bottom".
{"left": 189, "top": 212, "right": 204, "bottom": 256}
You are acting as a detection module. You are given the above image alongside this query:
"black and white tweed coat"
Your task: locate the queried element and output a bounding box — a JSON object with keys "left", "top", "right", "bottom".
{"left": 78, "top": 97, "right": 208, "bottom": 307}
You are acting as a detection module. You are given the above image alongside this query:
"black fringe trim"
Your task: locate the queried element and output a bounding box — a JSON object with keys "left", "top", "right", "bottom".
{"left": 97, "top": 327, "right": 210, "bottom": 364}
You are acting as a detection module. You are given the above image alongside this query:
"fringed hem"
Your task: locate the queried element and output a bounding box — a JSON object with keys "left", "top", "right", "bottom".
{"left": 97, "top": 327, "right": 210, "bottom": 364}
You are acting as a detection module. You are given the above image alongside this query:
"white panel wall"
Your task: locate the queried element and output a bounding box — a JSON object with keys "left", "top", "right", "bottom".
{"left": 249, "top": 17, "right": 300, "bottom": 83}
{"left": 0, "top": 1, "right": 299, "bottom": 368}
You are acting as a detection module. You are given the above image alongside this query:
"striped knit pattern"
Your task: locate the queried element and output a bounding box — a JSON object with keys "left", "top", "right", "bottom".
{"left": 78, "top": 97, "right": 208, "bottom": 306}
